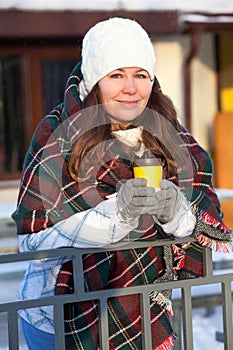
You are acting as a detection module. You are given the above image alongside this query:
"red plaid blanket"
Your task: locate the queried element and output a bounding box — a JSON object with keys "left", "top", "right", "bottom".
{"left": 13, "top": 61, "right": 232, "bottom": 349}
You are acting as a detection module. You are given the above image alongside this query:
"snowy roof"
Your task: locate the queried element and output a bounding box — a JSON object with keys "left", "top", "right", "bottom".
{"left": 1, "top": 0, "right": 233, "bottom": 13}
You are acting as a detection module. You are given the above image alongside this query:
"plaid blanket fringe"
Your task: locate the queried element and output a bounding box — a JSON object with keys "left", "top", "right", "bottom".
{"left": 157, "top": 337, "right": 175, "bottom": 350}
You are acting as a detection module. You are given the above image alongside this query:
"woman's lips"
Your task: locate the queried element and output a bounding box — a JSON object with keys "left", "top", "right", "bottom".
{"left": 117, "top": 100, "right": 139, "bottom": 106}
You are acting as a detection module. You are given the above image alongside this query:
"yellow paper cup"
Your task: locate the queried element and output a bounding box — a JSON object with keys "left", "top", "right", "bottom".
{"left": 133, "top": 159, "right": 162, "bottom": 188}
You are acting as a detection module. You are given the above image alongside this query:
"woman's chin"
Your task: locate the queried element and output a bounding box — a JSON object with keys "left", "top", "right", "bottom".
{"left": 107, "top": 109, "right": 145, "bottom": 123}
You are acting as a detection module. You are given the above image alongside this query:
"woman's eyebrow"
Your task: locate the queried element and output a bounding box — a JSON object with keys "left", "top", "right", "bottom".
{"left": 113, "top": 68, "right": 147, "bottom": 73}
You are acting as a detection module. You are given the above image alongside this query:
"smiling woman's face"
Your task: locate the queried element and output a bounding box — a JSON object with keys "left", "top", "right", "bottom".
{"left": 98, "top": 67, "right": 153, "bottom": 123}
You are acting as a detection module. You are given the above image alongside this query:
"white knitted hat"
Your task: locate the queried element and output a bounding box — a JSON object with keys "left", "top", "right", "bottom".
{"left": 80, "top": 17, "right": 156, "bottom": 99}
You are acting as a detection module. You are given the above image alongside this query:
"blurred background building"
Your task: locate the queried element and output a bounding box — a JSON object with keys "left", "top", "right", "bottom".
{"left": 0, "top": 0, "right": 233, "bottom": 227}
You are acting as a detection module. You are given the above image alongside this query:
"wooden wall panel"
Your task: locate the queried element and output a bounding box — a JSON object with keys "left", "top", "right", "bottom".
{"left": 214, "top": 112, "right": 233, "bottom": 228}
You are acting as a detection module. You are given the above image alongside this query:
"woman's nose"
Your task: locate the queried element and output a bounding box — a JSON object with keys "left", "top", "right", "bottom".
{"left": 122, "top": 77, "right": 137, "bottom": 94}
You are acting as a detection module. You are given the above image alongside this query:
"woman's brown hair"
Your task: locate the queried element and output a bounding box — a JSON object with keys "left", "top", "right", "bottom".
{"left": 69, "top": 77, "right": 185, "bottom": 181}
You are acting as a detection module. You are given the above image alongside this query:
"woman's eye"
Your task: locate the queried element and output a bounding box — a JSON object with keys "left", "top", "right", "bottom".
{"left": 135, "top": 73, "right": 148, "bottom": 79}
{"left": 109, "top": 72, "right": 149, "bottom": 79}
{"left": 110, "top": 73, "right": 122, "bottom": 79}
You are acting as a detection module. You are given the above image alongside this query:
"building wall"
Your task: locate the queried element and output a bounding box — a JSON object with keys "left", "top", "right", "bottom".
{"left": 152, "top": 33, "right": 217, "bottom": 153}
{"left": 219, "top": 33, "right": 233, "bottom": 112}
{"left": 192, "top": 34, "right": 218, "bottom": 154}
{"left": 154, "top": 35, "right": 187, "bottom": 124}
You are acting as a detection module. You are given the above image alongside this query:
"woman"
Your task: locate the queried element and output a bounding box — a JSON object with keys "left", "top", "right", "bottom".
{"left": 13, "top": 17, "right": 232, "bottom": 350}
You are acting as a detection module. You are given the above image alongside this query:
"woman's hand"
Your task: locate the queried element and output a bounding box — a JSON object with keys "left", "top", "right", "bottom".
{"left": 117, "top": 178, "right": 156, "bottom": 221}
{"left": 155, "top": 179, "right": 181, "bottom": 223}
{"left": 117, "top": 178, "right": 182, "bottom": 223}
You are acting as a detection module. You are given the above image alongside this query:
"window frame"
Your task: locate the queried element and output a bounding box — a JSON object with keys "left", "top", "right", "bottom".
{"left": 0, "top": 43, "right": 81, "bottom": 181}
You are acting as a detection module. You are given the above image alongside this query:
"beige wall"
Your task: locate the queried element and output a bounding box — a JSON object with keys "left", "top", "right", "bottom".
{"left": 152, "top": 33, "right": 217, "bottom": 153}
{"left": 192, "top": 34, "right": 217, "bottom": 153}
{"left": 155, "top": 36, "right": 187, "bottom": 123}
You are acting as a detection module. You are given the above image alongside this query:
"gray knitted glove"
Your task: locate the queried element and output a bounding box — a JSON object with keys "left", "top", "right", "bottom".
{"left": 117, "top": 178, "right": 182, "bottom": 223}
{"left": 117, "top": 178, "right": 160, "bottom": 221}
{"left": 152, "top": 179, "right": 182, "bottom": 223}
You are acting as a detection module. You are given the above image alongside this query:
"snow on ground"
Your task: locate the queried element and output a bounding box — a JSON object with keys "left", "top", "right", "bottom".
{"left": 192, "top": 306, "right": 224, "bottom": 350}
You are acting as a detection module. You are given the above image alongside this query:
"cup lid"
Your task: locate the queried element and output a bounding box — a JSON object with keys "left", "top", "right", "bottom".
{"left": 133, "top": 158, "right": 161, "bottom": 166}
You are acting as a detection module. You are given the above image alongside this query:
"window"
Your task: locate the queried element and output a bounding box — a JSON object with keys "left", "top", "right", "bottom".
{"left": 0, "top": 56, "right": 24, "bottom": 177}
{"left": 42, "top": 59, "right": 77, "bottom": 114}
{"left": 0, "top": 44, "right": 81, "bottom": 180}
